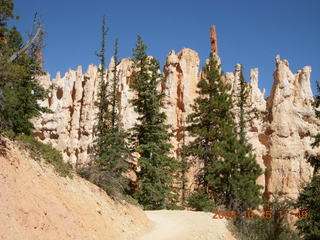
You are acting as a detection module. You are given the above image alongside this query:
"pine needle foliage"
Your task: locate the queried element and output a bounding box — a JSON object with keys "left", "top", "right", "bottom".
{"left": 306, "top": 81, "right": 320, "bottom": 175}
{"left": 95, "top": 38, "right": 133, "bottom": 187}
{"left": 232, "top": 66, "right": 263, "bottom": 213}
{"left": 81, "top": 17, "right": 133, "bottom": 199}
{"left": 295, "top": 175, "right": 320, "bottom": 240}
{"left": 95, "top": 15, "right": 108, "bottom": 140}
{"left": 295, "top": 80, "right": 320, "bottom": 240}
{"left": 185, "top": 53, "right": 262, "bottom": 212}
{"left": 129, "top": 35, "right": 179, "bottom": 210}
{"left": 0, "top": 0, "right": 48, "bottom": 135}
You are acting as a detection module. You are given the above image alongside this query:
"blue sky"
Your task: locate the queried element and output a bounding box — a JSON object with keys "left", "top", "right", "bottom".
{"left": 11, "top": 0, "right": 320, "bottom": 96}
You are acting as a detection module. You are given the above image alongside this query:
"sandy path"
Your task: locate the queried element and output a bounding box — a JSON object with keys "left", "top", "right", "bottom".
{"left": 138, "top": 210, "right": 235, "bottom": 240}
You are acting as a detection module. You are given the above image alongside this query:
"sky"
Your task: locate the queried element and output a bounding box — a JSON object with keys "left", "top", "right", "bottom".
{"left": 10, "top": 0, "right": 320, "bottom": 96}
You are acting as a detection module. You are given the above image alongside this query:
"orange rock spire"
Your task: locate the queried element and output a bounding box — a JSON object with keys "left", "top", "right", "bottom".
{"left": 210, "top": 25, "right": 218, "bottom": 54}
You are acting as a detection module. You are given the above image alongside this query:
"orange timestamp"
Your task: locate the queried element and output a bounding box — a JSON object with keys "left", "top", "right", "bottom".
{"left": 212, "top": 209, "right": 308, "bottom": 220}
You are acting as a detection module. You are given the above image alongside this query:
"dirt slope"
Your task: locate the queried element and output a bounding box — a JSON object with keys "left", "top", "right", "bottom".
{"left": 0, "top": 137, "right": 151, "bottom": 240}
{"left": 0, "top": 136, "right": 236, "bottom": 240}
{"left": 139, "top": 210, "right": 236, "bottom": 240}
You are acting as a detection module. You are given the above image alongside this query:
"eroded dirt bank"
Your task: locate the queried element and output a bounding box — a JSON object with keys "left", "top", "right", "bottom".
{"left": 0, "top": 137, "right": 151, "bottom": 240}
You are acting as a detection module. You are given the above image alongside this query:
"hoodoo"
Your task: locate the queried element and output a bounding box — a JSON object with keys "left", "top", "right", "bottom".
{"left": 210, "top": 25, "right": 218, "bottom": 54}
{"left": 32, "top": 26, "right": 319, "bottom": 201}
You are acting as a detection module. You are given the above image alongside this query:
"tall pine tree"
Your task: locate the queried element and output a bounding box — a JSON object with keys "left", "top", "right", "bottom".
{"left": 295, "top": 81, "right": 320, "bottom": 240}
{"left": 295, "top": 175, "right": 320, "bottom": 240}
{"left": 95, "top": 15, "right": 108, "bottom": 140}
{"left": 130, "top": 35, "right": 179, "bottom": 210}
{"left": 0, "top": 0, "right": 47, "bottom": 135}
{"left": 80, "top": 17, "right": 132, "bottom": 198}
{"left": 185, "top": 53, "right": 262, "bottom": 212}
{"left": 232, "top": 66, "right": 263, "bottom": 212}
{"left": 96, "top": 37, "right": 133, "bottom": 190}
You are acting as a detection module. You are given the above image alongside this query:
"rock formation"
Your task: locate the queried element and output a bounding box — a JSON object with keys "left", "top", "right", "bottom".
{"left": 33, "top": 45, "right": 319, "bottom": 201}
{"left": 210, "top": 25, "right": 218, "bottom": 55}
{"left": 263, "top": 56, "right": 318, "bottom": 200}
{"left": 162, "top": 48, "right": 200, "bottom": 193}
{"left": 34, "top": 65, "right": 100, "bottom": 166}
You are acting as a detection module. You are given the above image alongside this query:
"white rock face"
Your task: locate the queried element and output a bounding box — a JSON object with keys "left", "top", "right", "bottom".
{"left": 33, "top": 65, "right": 101, "bottom": 166}
{"left": 33, "top": 52, "right": 319, "bottom": 200}
{"left": 264, "top": 56, "right": 318, "bottom": 200}
{"left": 249, "top": 68, "right": 266, "bottom": 112}
{"left": 115, "top": 58, "right": 138, "bottom": 130}
{"left": 33, "top": 58, "right": 141, "bottom": 167}
{"left": 163, "top": 49, "right": 199, "bottom": 155}
{"left": 162, "top": 48, "right": 200, "bottom": 194}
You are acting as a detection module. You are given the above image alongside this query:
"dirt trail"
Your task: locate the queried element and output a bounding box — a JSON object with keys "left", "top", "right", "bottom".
{"left": 138, "top": 210, "right": 236, "bottom": 240}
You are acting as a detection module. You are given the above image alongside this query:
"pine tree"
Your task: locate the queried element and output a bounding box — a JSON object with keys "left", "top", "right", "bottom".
{"left": 81, "top": 17, "right": 133, "bottom": 198}
{"left": 130, "top": 35, "right": 179, "bottom": 210}
{"left": 95, "top": 38, "right": 133, "bottom": 189}
{"left": 185, "top": 53, "right": 262, "bottom": 212}
{"left": 295, "top": 176, "right": 320, "bottom": 240}
{"left": 232, "top": 66, "right": 263, "bottom": 212}
{"left": 295, "top": 81, "right": 320, "bottom": 240}
{"left": 185, "top": 52, "right": 233, "bottom": 206}
{"left": 95, "top": 15, "right": 108, "bottom": 140}
{"left": 180, "top": 122, "right": 189, "bottom": 206}
{"left": 0, "top": 0, "right": 15, "bottom": 40}
{"left": 306, "top": 81, "right": 320, "bottom": 175}
{"left": 0, "top": 0, "right": 47, "bottom": 135}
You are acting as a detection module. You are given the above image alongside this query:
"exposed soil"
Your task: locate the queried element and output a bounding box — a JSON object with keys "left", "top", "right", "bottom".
{"left": 139, "top": 210, "right": 236, "bottom": 240}
{"left": 0, "top": 137, "right": 151, "bottom": 240}
{"left": 0, "top": 136, "right": 236, "bottom": 240}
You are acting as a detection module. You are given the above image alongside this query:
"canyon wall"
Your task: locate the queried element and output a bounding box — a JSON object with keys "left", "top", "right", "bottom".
{"left": 33, "top": 51, "right": 319, "bottom": 200}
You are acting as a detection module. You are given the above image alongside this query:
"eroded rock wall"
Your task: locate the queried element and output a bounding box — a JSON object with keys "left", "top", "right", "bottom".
{"left": 34, "top": 65, "right": 100, "bottom": 166}
{"left": 162, "top": 48, "right": 200, "bottom": 193}
{"left": 263, "top": 56, "right": 318, "bottom": 200}
{"left": 33, "top": 51, "right": 319, "bottom": 200}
